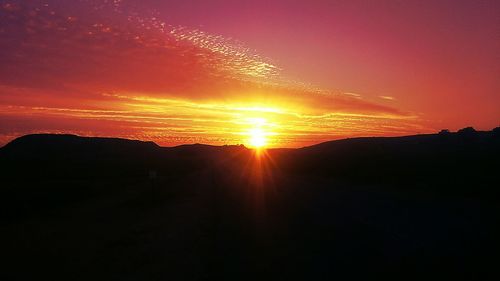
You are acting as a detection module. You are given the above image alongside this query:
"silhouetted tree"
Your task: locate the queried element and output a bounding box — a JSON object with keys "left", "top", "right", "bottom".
{"left": 457, "top": 127, "right": 476, "bottom": 135}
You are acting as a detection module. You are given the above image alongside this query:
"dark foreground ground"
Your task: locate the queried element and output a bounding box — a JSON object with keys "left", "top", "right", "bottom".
{"left": 0, "top": 130, "right": 498, "bottom": 280}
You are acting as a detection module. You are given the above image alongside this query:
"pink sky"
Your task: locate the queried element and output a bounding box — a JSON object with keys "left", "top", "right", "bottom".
{"left": 0, "top": 0, "right": 498, "bottom": 147}
{"left": 153, "top": 0, "right": 500, "bottom": 128}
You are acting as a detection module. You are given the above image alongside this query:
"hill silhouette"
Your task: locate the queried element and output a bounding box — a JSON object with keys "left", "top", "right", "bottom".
{"left": 281, "top": 130, "right": 499, "bottom": 191}
{"left": 0, "top": 130, "right": 498, "bottom": 280}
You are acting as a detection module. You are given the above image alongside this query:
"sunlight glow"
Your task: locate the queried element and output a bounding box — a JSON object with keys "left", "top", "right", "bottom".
{"left": 249, "top": 128, "right": 267, "bottom": 148}
{"left": 246, "top": 117, "right": 271, "bottom": 148}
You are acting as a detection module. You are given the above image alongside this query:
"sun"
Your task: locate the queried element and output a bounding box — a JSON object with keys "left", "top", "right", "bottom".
{"left": 248, "top": 128, "right": 267, "bottom": 148}
{"left": 244, "top": 116, "right": 275, "bottom": 148}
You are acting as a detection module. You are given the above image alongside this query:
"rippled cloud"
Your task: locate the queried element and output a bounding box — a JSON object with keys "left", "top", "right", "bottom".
{"left": 0, "top": 0, "right": 430, "bottom": 146}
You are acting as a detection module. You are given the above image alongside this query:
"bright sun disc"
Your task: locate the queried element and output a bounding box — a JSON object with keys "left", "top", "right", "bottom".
{"left": 249, "top": 128, "right": 267, "bottom": 148}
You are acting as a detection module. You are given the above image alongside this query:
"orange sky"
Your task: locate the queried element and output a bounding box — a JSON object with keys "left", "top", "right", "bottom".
{"left": 0, "top": 0, "right": 498, "bottom": 147}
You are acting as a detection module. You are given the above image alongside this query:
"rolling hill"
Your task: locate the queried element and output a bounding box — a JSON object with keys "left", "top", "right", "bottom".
{"left": 0, "top": 130, "right": 498, "bottom": 280}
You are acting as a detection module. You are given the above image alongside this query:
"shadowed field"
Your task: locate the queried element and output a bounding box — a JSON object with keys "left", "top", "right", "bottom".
{"left": 0, "top": 130, "right": 498, "bottom": 280}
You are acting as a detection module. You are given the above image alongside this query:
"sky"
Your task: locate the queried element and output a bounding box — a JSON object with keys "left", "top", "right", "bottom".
{"left": 0, "top": 0, "right": 499, "bottom": 147}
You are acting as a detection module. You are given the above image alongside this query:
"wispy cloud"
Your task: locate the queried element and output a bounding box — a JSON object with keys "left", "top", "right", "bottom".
{"left": 343, "top": 92, "right": 363, "bottom": 99}
{"left": 0, "top": 0, "right": 430, "bottom": 146}
{"left": 379, "top": 95, "right": 396, "bottom": 101}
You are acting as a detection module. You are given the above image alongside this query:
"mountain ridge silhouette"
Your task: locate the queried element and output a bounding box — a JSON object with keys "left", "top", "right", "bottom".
{"left": 0, "top": 129, "right": 498, "bottom": 280}
{"left": 2, "top": 128, "right": 498, "bottom": 151}
{"left": 1, "top": 129, "right": 497, "bottom": 191}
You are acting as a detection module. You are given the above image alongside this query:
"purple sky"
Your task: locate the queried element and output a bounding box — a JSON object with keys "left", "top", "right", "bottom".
{"left": 151, "top": 0, "right": 500, "bottom": 127}
{"left": 0, "top": 0, "right": 498, "bottom": 146}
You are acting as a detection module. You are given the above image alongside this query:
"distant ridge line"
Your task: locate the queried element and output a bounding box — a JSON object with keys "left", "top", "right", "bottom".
{"left": 1, "top": 127, "right": 498, "bottom": 150}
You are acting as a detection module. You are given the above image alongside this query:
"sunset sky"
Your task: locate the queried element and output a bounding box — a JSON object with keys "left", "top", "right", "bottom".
{"left": 1, "top": 0, "right": 499, "bottom": 147}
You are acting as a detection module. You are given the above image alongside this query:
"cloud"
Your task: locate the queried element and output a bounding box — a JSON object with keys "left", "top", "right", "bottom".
{"left": 343, "top": 92, "right": 362, "bottom": 99}
{"left": 379, "top": 95, "right": 396, "bottom": 101}
{"left": 0, "top": 93, "right": 427, "bottom": 147}
{"left": 0, "top": 0, "right": 278, "bottom": 97}
{"left": 0, "top": 0, "right": 429, "bottom": 146}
